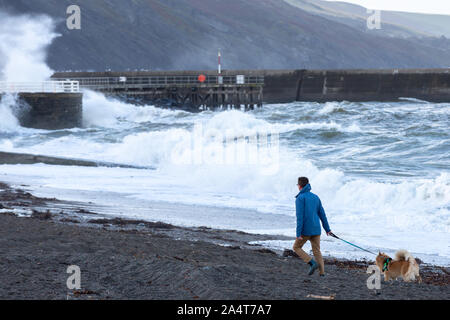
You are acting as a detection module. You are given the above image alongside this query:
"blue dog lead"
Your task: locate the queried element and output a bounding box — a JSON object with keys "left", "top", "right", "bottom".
{"left": 329, "top": 232, "right": 378, "bottom": 256}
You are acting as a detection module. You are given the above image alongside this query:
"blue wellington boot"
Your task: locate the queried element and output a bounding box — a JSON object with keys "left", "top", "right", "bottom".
{"left": 308, "top": 259, "right": 318, "bottom": 275}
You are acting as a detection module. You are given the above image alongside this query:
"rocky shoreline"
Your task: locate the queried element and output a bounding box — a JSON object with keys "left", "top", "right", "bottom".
{"left": 0, "top": 181, "right": 448, "bottom": 300}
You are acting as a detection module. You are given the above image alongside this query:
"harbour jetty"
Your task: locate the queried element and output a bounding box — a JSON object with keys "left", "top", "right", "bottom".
{"left": 0, "top": 81, "right": 82, "bottom": 130}
{"left": 53, "top": 68, "right": 450, "bottom": 106}
{"left": 52, "top": 70, "right": 264, "bottom": 112}
{"left": 292, "top": 69, "right": 450, "bottom": 103}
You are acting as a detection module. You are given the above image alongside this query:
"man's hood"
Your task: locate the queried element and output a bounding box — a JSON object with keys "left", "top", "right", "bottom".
{"left": 296, "top": 183, "right": 311, "bottom": 198}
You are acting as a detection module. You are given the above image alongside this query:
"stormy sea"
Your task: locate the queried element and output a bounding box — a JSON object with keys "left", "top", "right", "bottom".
{"left": 0, "top": 12, "right": 449, "bottom": 267}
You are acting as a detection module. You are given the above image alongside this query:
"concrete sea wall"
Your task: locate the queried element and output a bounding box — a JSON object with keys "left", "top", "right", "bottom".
{"left": 257, "top": 68, "right": 450, "bottom": 103}
{"left": 15, "top": 93, "right": 83, "bottom": 130}
{"left": 290, "top": 69, "right": 450, "bottom": 103}
{"left": 53, "top": 68, "right": 450, "bottom": 104}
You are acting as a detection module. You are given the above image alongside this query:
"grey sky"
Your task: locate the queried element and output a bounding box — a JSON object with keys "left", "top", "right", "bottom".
{"left": 325, "top": 0, "right": 450, "bottom": 15}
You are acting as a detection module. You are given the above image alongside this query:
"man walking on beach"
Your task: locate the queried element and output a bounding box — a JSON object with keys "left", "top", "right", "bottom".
{"left": 293, "top": 177, "right": 331, "bottom": 276}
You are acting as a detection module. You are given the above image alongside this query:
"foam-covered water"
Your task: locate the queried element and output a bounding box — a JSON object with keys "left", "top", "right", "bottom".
{"left": 0, "top": 94, "right": 20, "bottom": 131}
{"left": 1, "top": 91, "right": 449, "bottom": 265}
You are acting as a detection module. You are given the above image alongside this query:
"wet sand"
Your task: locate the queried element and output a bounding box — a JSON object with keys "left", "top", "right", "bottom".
{"left": 0, "top": 181, "right": 448, "bottom": 300}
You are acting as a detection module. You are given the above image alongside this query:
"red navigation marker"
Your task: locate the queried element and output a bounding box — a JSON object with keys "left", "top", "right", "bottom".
{"left": 198, "top": 74, "right": 206, "bottom": 83}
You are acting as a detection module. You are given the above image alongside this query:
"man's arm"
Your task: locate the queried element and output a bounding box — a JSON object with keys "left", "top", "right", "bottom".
{"left": 318, "top": 199, "right": 331, "bottom": 234}
{"left": 296, "top": 196, "right": 304, "bottom": 238}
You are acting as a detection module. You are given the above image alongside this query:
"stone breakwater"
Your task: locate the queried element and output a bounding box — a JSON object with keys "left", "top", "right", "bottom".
{"left": 0, "top": 92, "right": 82, "bottom": 130}
{"left": 53, "top": 68, "right": 450, "bottom": 104}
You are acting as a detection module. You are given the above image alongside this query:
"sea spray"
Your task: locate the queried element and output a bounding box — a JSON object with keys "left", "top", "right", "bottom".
{"left": 0, "top": 11, "right": 59, "bottom": 132}
{"left": 82, "top": 90, "right": 189, "bottom": 127}
{"left": 0, "top": 12, "right": 58, "bottom": 82}
{"left": 0, "top": 94, "right": 20, "bottom": 131}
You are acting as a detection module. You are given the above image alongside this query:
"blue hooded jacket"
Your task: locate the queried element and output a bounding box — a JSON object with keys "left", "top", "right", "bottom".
{"left": 295, "top": 184, "right": 331, "bottom": 237}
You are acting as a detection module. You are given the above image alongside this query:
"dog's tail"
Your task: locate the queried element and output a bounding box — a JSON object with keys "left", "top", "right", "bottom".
{"left": 395, "top": 249, "right": 412, "bottom": 261}
{"left": 395, "top": 249, "right": 421, "bottom": 282}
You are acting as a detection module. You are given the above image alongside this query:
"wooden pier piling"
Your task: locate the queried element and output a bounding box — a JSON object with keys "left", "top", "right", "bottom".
{"left": 52, "top": 72, "right": 264, "bottom": 112}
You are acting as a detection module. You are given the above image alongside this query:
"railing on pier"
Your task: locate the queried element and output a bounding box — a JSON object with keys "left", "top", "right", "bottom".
{"left": 53, "top": 75, "right": 264, "bottom": 90}
{"left": 0, "top": 81, "right": 80, "bottom": 93}
{"left": 49, "top": 74, "right": 264, "bottom": 110}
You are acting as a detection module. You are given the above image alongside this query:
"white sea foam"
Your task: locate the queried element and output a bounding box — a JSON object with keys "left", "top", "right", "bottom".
{"left": 0, "top": 94, "right": 20, "bottom": 131}
{"left": 0, "top": 12, "right": 58, "bottom": 132}
{"left": 82, "top": 90, "right": 190, "bottom": 127}
{"left": 6, "top": 108, "right": 448, "bottom": 237}
{"left": 1, "top": 96, "right": 449, "bottom": 264}
{"left": 0, "top": 12, "right": 58, "bottom": 82}
{"left": 5, "top": 101, "right": 449, "bottom": 222}
{"left": 317, "top": 101, "right": 343, "bottom": 115}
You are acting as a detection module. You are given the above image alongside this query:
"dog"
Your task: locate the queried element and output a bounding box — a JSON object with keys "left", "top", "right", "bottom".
{"left": 376, "top": 250, "right": 422, "bottom": 283}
